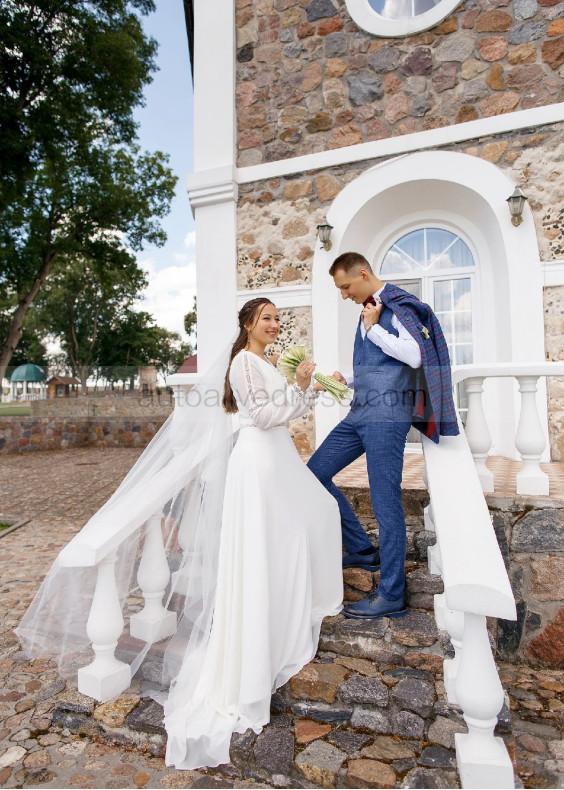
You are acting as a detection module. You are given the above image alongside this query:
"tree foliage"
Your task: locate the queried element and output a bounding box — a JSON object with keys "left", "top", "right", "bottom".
{"left": 0, "top": 0, "right": 177, "bottom": 383}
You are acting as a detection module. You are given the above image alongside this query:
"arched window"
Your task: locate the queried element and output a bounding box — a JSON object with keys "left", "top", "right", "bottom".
{"left": 380, "top": 227, "right": 476, "bottom": 367}
{"left": 346, "top": 0, "right": 462, "bottom": 37}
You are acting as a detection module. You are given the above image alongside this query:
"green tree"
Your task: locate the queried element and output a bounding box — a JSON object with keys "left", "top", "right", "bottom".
{"left": 38, "top": 253, "right": 146, "bottom": 392}
{"left": 97, "top": 310, "right": 191, "bottom": 388}
{"left": 0, "top": 0, "right": 177, "bottom": 383}
{"left": 183, "top": 295, "right": 197, "bottom": 348}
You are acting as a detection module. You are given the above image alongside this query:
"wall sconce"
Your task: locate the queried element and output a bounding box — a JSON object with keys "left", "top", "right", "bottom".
{"left": 506, "top": 187, "right": 528, "bottom": 227}
{"left": 317, "top": 218, "right": 333, "bottom": 251}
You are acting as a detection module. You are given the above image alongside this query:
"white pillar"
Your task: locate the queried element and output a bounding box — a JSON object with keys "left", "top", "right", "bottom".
{"left": 463, "top": 378, "right": 494, "bottom": 493}
{"left": 129, "top": 515, "right": 177, "bottom": 643}
{"left": 188, "top": 0, "right": 238, "bottom": 374}
{"left": 515, "top": 375, "right": 548, "bottom": 496}
{"left": 455, "top": 613, "right": 514, "bottom": 789}
{"left": 188, "top": 174, "right": 239, "bottom": 372}
{"left": 78, "top": 551, "right": 131, "bottom": 702}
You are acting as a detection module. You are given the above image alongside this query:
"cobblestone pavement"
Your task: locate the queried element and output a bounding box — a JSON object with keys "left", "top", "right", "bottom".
{"left": 0, "top": 448, "right": 563, "bottom": 789}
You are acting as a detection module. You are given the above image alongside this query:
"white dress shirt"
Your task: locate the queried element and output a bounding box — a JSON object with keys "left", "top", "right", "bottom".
{"left": 344, "top": 286, "right": 422, "bottom": 387}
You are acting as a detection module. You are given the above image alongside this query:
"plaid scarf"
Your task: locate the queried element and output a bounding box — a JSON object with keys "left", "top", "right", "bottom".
{"left": 378, "top": 283, "right": 459, "bottom": 443}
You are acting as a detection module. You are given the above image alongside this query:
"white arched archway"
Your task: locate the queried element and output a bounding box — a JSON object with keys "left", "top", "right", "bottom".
{"left": 312, "top": 150, "right": 547, "bottom": 458}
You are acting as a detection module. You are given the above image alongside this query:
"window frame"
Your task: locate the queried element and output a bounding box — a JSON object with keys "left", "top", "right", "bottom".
{"left": 345, "top": 0, "right": 462, "bottom": 37}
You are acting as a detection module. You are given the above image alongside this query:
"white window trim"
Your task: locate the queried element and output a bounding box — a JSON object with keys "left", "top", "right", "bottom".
{"left": 346, "top": 0, "right": 462, "bottom": 37}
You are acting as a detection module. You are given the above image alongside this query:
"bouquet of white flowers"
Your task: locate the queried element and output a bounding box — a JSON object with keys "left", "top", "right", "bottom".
{"left": 277, "top": 345, "right": 351, "bottom": 404}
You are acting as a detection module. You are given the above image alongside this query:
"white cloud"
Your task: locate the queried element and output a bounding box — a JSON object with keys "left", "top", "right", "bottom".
{"left": 184, "top": 230, "right": 196, "bottom": 250}
{"left": 136, "top": 257, "right": 196, "bottom": 339}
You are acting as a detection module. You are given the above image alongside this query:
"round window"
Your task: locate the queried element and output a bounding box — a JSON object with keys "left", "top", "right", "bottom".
{"left": 346, "top": 0, "right": 461, "bottom": 37}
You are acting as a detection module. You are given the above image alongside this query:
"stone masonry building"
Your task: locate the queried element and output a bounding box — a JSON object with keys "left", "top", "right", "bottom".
{"left": 184, "top": 0, "right": 564, "bottom": 456}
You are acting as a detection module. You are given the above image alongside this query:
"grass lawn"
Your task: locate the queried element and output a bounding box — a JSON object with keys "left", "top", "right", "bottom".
{"left": 0, "top": 403, "right": 31, "bottom": 416}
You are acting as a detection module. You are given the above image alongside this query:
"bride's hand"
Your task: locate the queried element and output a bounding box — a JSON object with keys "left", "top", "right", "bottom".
{"left": 295, "top": 360, "right": 316, "bottom": 391}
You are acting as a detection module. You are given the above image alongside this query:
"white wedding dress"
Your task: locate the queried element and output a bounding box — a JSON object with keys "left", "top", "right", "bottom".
{"left": 164, "top": 350, "right": 343, "bottom": 769}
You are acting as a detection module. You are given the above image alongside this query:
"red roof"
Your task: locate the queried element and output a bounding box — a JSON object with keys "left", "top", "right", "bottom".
{"left": 48, "top": 376, "right": 80, "bottom": 386}
{"left": 177, "top": 354, "right": 198, "bottom": 373}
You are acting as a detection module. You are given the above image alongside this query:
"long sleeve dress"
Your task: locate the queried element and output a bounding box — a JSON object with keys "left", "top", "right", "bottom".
{"left": 164, "top": 350, "right": 343, "bottom": 769}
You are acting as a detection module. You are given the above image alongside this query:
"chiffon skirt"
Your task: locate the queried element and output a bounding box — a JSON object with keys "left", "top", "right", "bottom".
{"left": 164, "top": 425, "right": 343, "bottom": 769}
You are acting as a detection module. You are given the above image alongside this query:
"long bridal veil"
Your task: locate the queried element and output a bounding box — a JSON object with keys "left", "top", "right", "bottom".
{"left": 16, "top": 346, "right": 237, "bottom": 698}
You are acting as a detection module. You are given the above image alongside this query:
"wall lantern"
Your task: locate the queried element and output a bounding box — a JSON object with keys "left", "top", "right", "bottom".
{"left": 317, "top": 218, "right": 333, "bottom": 251}
{"left": 506, "top": 187, "right": 528, "bottom": 227}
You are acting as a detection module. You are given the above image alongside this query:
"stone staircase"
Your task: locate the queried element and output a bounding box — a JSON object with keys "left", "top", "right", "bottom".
{"left": 50, "top": 489, "right": 514, "bottom": 788}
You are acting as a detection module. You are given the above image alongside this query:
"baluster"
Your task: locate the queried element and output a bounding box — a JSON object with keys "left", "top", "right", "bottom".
{"left": 78, "top": 551, "right": 131, "bottom": 702}
{"left": 130, "top": 515, "right": 177, "bottom": 643}
{"left": 441, "top": 605, "right": 465, "bottom": 703}
{"left": 515, "top": 375, "right": 548, "bottom": 496}
{"left": 463, "top": 378, "right": 494, "bottom": 493}
{"left": 455, "top": 613, "right": 514, "bottom": 788}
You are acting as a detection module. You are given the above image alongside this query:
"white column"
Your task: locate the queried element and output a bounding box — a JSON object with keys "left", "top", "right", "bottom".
{"left": 188, "top": 0, "right": 238, "bottom": 374}
{"left": 129, "top": 515, "right": 177, "bottom": 643}
{"left": 463, "top": 378, "right": 494, "bottom": 493}
{"left": 188, "top": 174, "right": 239, "bottom": 372}
{"left": 78, "top": 551, "right": 131, "bottom": 702}
{"left": 515, "top": 375, "right": 549, "bottom": 495}
{"left": 193, "top": 0, "right": 235, "bottom": 173}
{"left": 455, "top": 613, "right": 514, "bottom": 789}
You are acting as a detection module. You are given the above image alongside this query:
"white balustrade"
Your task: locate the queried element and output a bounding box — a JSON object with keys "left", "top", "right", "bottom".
{"left": 452, "top": 362, "right": 564, "bottom": 496}
{"left": 77, "top": 551, "right": 131, "bottom": 702}
{"left": 515, "top": 376, "right": 548, "bottom": 495}
{"left": 463, "top": 377, "right": 494, "bottom": 493}
{"left": 441, "top": 604, "right": 465, "bottom": 704}
{"left": 130, "top": 515, "right": 177, "bottom": 643}
{"left": 422, "top": 425, "right": 516, "bottom": 789}
{"left": 455, "top": 613, "right": 514, "bottom": 789}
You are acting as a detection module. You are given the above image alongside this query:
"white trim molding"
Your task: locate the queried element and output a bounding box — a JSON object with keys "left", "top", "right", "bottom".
{"left": 237, "top": 284, "right": 312, "bottom": 310}
{"left": 346, "top": 0, "right": 462, "bottom": 38}
{"left": 238, "top": 103, "right": 564, "bottom": 185}
{"left": 542, "top": 260, "right": 564, "bottom": 287}
{"left": 187, "top": 166, "right": 238, "bottom": 211}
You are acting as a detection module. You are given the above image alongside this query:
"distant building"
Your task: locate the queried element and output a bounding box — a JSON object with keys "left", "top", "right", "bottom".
{"left": 177, "top": 354, "right": 198, "bottom": 374}
{"left": 47, "top": 376, "right": 80, "bottom": 399}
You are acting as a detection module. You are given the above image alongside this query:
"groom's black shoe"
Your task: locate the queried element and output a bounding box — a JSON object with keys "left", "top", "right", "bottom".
{"left": 343, "top": 594, "right": 407, "bottom": 620}
{"left": 342, "top": 550, "right": 380, "bottom": 572}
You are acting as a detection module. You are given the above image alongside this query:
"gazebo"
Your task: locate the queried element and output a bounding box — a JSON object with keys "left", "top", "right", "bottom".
{"left": 9, "top": 363, "right": 47, "bottom": 401}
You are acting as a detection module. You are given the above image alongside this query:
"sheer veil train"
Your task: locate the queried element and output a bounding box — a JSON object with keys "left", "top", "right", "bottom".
{"left": 16, "top": 344, "right": 237, "bottom": 710}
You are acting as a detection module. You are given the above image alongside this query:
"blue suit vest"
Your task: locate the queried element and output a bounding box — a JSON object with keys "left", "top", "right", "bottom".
{"left": 351, "top": 305, "right": 415, "bottom": 421}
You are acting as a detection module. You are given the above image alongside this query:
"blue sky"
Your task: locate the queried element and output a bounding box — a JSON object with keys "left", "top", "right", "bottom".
{"left": 133, "top": 0, "right": 196, "bottom": 340}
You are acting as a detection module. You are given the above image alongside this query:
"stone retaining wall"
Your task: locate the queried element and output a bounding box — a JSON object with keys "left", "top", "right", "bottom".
{"left": 0, "top": 416, "right": 168, "bottom": 453}
{"left": 31, "top": 394, "right": 174, "bottom": 419}
{"left": 348, "top": 486, "right": 564, "bottom": 670}
{"left": 235, "top": 0, "right": 564, "bottom": 167}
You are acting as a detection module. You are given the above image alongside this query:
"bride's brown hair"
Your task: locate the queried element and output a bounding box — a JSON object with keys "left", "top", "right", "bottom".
{"left": 223, "top": 297, "right": 275, "bottom": 414}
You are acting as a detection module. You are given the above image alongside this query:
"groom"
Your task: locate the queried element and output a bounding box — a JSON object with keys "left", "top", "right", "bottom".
{"left": 308, "top": 252, "right": 458, "bottom": 619}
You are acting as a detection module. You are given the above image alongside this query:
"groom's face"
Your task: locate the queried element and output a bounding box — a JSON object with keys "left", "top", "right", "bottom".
{"left": 332, "top": 267, "right": 373, "bottom": 304}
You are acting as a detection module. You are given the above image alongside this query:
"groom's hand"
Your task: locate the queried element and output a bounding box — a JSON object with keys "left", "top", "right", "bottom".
{"left": 361, "top": 302, "right": 382, "bottom": 331}
{"left": 332, "top": 371, "right": 347, "bottom": 385}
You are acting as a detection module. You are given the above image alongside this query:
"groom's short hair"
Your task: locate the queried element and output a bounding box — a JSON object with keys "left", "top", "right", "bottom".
{"left": 329, "top": 252, "right": 373, "bottom": 276}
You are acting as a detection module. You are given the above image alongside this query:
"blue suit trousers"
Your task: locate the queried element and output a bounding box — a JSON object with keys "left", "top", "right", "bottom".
{"left": 307, "top": 413, "right": 410, "bottom": 601}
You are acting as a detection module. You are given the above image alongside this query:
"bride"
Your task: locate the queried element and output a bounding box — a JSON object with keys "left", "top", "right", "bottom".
{"left": 17, "top": 297, "right": 343, "bottom": 771}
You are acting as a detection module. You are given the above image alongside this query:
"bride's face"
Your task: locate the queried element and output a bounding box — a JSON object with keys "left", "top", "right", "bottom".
{"left": 247, "top": 303, "right": 280, "bottom": 346}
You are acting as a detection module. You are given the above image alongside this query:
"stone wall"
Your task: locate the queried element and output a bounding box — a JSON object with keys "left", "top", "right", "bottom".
{"left": 0, "top": 416, "right": 167, "bottom": 454}
{"left": 31, "top": 394, "right": 174, "bottom": 419}
{"left": 544, "top": 285, "right": 564, "bottom": 462}
{"left": 491, "top": 495, "right": 564, "bottom": 671}
{"left": 350, "top": 485, "right": 564, "bottom": 670}
{"left": 235, "top": 0, "right": 564, "bottom": 167}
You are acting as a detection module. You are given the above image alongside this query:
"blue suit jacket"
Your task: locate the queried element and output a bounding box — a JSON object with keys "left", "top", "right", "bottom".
{"left": 378, "top": 283, "right": 459, "bottom": 443}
